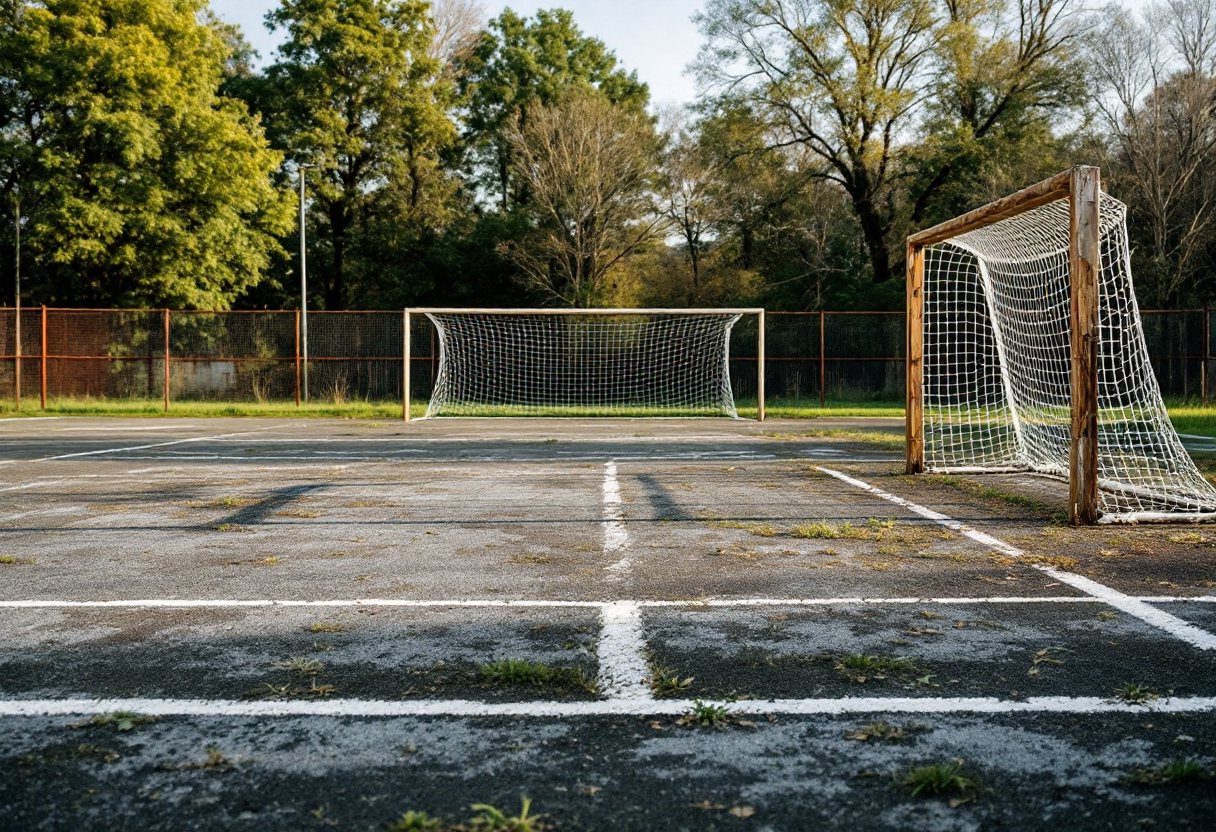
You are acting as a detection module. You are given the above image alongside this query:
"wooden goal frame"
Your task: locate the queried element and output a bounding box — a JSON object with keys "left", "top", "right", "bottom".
{"left": 905, "top": 166, "right": 1102, "bottom": 525}
{"left": 402, "top": 307, "right": 766, "bottom": 423}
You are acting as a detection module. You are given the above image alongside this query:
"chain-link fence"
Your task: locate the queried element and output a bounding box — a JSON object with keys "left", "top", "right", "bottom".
{"left": 0, "top": 307, "right": 1210, "bottom": 409}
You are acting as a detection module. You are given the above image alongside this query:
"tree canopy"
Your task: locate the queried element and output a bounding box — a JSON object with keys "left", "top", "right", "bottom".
{"left": 0, "top": 0, "right": 292, "bottom": 308}
{"left": 2, "top": 0, "right": 1213, "bottom": 312}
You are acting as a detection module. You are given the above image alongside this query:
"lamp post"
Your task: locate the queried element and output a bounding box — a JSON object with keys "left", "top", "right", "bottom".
{"left": 297, "top": 163, "right": 315, "bottom": 403}
{"left": 12, "top": 194, "right": 19, "bottom": 411}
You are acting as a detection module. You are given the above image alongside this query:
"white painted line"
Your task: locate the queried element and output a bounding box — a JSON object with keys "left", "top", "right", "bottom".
{"left": 597, "top": 602, "right": 653, "bottom": 701}
{"left": 56, "top": 425, "right": 199, "bottom": 432}
{"left": 817, "top": 466, "right": 1216, "bottom": 652}
{"left": 602, "top": 460, "right": 630, "bottom": 575}
{"left": 1, "top": 695, "right": 1213, "bottom": 718}
{"left": 0, "top": 417, "right": 63, "bottom": 423}
{"left": 638, "top": 596, "right": 1101, "bottom": 607}
{"left": 0, "top": 599, "right": 607, "bottom": 609}
{"left": 0, "top": 479, "right": 63, "bottom": 493}
{"left": 816, "top": 466, "right": 1021, "bottom": 556}
{"left": 0, "top": 506, "right": 84, "bottom": 524}
{"left": 13, "top": 425, "right": 298, "bottom": 464}
{"left": 3, "top": 596, "right": 1210, "bottom": 610}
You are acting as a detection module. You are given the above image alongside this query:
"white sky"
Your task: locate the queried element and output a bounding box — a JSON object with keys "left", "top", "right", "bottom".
{"left": 209, "top": 0, "right": 1151, "bottom": 109}
{"left": 209, "top": 0, "right": 709, "bottom": 107}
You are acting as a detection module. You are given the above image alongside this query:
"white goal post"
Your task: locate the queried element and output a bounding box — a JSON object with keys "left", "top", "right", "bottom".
{"left": 403, "top": 308, "right": 766, "bottom": 420}
{"left": 907, "top": 165, "right": 1216, "bottom": 524}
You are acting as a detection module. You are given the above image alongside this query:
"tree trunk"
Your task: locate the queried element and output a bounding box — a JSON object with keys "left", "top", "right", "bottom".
{"left": 853, "top": 197, "right": 894, "bottom": 284}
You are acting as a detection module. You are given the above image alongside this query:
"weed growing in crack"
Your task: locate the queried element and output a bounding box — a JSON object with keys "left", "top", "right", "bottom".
{"left": 387, "top": 811, "right": 443, "bottom": 831}
{"left": 1028, "top": 647, "right": 1072, "bottom": 677}
{"left": 479, "top": 658, "right": 597, "bottom": 695}
{"left": 845, "top": 721, "right": 924, "bottom": 742}
{"left": 647, "top": 663, "right": 694, "bottom": 698}
{"left": 1124, "top": 759, "right": 1212, "bottom": 786}
{"left": 469, "top": 797, "right": 545, "bottom": 831}
{"left": 308, "top": 622, "right": 353, "bottom": 634}
{"left": 677, "top": 700, "right": 755, "bottom": 729}
{"left": 834, "top": 654, "right": 922, "bottom": 684}
{"left": 898, "top": 760, "right": 978, "bottom": 801}
{"left": 75, "top": 711, "right": 157, "bottom": 732}
{"left": 271, "top": 657, "right": 325, "bottom": 675}
{"left": 1113, "top": 682, "right": 1160, "bottom": 705}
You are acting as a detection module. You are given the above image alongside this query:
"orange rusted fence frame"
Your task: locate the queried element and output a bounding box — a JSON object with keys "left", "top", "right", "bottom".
{"left": 0, "top": 306, "right": 1209, "bottom": 413}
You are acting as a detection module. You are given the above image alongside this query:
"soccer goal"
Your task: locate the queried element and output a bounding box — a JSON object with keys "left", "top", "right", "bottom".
{"left": 404, "top": 308, "right": 765, "bottom": 420}
{"left": 906, "top": 166, "right": 1216, "bottom": 524}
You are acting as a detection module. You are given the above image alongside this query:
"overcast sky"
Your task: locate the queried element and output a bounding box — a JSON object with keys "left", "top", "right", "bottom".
{"left": 209, "top": 0, "right": 1152, "bottom": 109}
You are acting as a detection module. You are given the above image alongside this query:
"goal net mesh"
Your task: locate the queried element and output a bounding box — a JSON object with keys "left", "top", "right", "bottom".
{"left": 423, "top": 312, "right": 743, "bottom": 418}
{"left": 923, "top": 193, "right": 1216, "bottom": 521}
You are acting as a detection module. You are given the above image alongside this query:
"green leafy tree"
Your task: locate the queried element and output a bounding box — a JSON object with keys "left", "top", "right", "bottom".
{"left": 695, "top": 0, "right": 1086, "bottom": 288}
{"left": 0, "top": 0, "right": 292, "bottom": 308}
{"left": 251, "top": 0, "right": 459, "bottom": 310}
{"left": 458, "top": 7, "right": 649, "bottom": 210}
{"left": 907, "top": 0, "right": 1089, "bottom": 228}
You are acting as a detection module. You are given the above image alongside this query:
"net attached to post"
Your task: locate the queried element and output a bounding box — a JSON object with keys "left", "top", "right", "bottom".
{"left": 923, "top": 193, "right": 1216, "bottom": 522}
{"left": 423, "top": 311, "right": 744, "bottom": 418}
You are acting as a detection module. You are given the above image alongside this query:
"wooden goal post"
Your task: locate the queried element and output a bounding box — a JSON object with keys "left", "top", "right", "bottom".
{"left": 905, "top": 166, "right": 1102, "bottom": 525}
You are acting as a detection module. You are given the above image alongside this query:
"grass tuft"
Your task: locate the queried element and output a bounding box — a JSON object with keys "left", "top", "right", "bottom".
{"left": 845, "top": 720, "right": 922, "bottom": 742}
{"left": 387, "top": 811, "right": 444, "bottom": 831}
{"left": 271, "top": 657, "right": 325, "bottom": 675}
{"left": 468, "top": 797, "right": 545, "bottom": 831}
{"left": 1113, "top": 682, "right": 1160, "bottom": 705}
{"left": 834, "top": 654, "right": 922, "bottom": 684}
{"left": 479, "top": 658, "right": 597, "bottom": 695}
{"left": 899, "top": 760, "right": 978, "bottom": 799}
{"left": 80, "top": 711, "right": 157, "bottom": 732}
{"left": 677, "top": 700, "right": 736, "bottom": 729}
{"left": 648, "top": 663, "right": 694, "bottom": 698}
{"left": 1124, "top": 758, "right": 1212, "bottom": 786}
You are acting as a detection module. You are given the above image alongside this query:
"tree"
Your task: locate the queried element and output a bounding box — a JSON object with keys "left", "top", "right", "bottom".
{"left": 458, "top": 8, "right": 649, "bottom": 210}
{"left": 907, "top": 0, "right": 1089, "bottom": 226}
{"left": 695, "top": 0, "right": 1086, "bottom": 286}
{"left": 1091, "top": 0, "right": 1216, "bottom": 306}
{"left": 0, "top": 0, "right": 292, "bottom": 308}
{"left": 500, "top": 90, "right": 663, "bottom": 307}
{"left": 656, "top": 109, "right": 726, "bottom": 305}
{"left": 253, "top": 0, "right": 459, "bottom": 310}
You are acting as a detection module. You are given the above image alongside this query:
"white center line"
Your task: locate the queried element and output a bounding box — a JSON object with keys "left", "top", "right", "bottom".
{"left": 597, "top": 601, "right": 653, "bottom": 702}
{"left": 817, "top": 465, "right": 1216, "bottom": 651}
{"left": 1, "top": 695, "right": 1212, "bottom": 718}
{"left": 602, "top": 459, "right": 630, "bottom": 575}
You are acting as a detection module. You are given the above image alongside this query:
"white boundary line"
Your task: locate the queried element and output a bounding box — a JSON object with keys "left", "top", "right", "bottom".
{"left": 816, "top": 466, "right": 1216, "bottom": 651}
{"left": 597, "top": 602, "right": 653, "bottom": 701}
{"left": 1, "top": 596, "right": 1213, "bottom": 609}
{"left": 602, "top": 460, "right": 630, "bottom": 575}
{"left": 1, "top": 695, "right": 1213, "bottom": 718}
{"left": 12, "top": 425, "right": 296, "bottom": 465}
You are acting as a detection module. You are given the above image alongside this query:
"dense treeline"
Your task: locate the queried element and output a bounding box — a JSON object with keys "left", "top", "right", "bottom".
{"left": 1, "top": 0, "right": 1214, "bottom": 311}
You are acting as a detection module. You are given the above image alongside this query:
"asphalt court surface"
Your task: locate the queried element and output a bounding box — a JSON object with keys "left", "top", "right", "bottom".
{"left": 1, "top": 416, "right": 1215, "bottom": 831}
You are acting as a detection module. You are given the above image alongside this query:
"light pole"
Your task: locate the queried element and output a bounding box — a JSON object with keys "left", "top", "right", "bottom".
{"left": 297, "top": 163, "right": 315, "bottom": 404}
{"left": 12, "top": 194, "right": 19, "bottom": 411}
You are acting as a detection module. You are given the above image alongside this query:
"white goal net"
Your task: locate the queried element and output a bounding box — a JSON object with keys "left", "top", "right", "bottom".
{"left": 417, "top": 310, "right": 752, "bottom": 418}
{"left": 922, "top": 192, "right": 1216, "bottom": 522}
